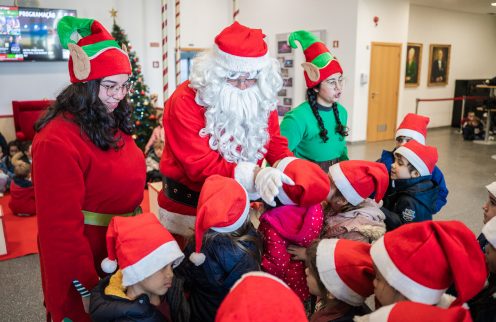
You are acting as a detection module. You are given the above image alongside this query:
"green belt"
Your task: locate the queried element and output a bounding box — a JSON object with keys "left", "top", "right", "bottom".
{"left": 82, "top": 206, "right": 142, "bottom": 227}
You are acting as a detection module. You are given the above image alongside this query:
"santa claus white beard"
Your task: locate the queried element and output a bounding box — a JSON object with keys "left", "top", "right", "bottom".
{"left": 200, "top": 84, "right": 273, "bottom": 163}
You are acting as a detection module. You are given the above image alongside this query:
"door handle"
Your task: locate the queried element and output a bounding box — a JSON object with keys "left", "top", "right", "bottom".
{"left": 371, "top": 92, "right": 380, "bottom": 99}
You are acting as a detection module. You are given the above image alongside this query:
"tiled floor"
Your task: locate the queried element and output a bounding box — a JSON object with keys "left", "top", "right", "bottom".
{"left": 0, "top": 127, "right": 495, "bottom": 321}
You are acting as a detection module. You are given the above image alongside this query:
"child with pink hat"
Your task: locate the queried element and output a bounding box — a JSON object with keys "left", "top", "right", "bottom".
{"left": 305, "top": 238, "right": 375, "bottom": 322}
{"left": 467, "top": 216, "right": 496, "bottom": 321}
{"left": 89, "top": 212, "right": 185, "bottom": 322}
{"left": 381, "top": 139, "right": 439, "bottom": 230}
{"left": 175, "top": 175, "right": 262, "bottom": 322}
{"left": 370, "top": 220, "right": 486, "bottom": 309}
{"left": 377, "top": 113, "right": 448, "bottom": 214}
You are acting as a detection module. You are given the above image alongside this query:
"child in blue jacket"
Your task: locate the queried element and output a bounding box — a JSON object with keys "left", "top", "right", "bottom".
{"left": 381, "top": 140, "right": 439, "bottom": 230}
{"left": 378, "top": 113, "right": 448, "bottom": 213}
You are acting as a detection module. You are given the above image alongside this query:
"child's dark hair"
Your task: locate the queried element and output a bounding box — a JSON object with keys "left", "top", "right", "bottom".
{"left": 394, "top": 153, "right": 418, "bottom": 174}
{"left": 305, "top": 240, "right": 331, "bottom": 301}
{"left": 326, "top": 188, "right": 363, "bottom": 214}
{"left": 201, "top": 217, "right": 262, "bottom": 265}
{"left": 307, "top": 86, "right": 349, "bottom": 143}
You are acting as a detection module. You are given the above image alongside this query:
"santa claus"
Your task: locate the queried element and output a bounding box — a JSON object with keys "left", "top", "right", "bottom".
{"left": 158, "top": 22, "right": 295, "bottom": 237}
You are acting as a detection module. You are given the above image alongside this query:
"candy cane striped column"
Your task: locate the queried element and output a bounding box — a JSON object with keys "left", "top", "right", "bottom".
{"left": 175, "top": 0, "right": 181, "bottom": 86}
{"left": 233, "top": 0, "right": 239, "bottom": 21}
{"left": 161, "top": 0, "right": 169, "bottom": 99}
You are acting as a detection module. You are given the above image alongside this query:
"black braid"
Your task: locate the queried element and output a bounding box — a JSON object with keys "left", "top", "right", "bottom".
{"left": 332, "top": 102, "right": 349, "bottom": 139}
{"left": 307, "top": 88, "right": 329, "bottom": 143}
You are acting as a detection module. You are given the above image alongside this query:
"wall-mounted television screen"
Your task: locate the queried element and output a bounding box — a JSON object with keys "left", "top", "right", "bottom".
{"left": 0, "top": 6, "right": 77, "bottom": 62}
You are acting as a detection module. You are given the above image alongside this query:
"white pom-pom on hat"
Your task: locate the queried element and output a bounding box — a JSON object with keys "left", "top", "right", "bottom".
{"left": 101, "top": 257, "right": 118, "bottom": 273}
{"left": 189, "top": 252, "right": 206, "bottom": 266}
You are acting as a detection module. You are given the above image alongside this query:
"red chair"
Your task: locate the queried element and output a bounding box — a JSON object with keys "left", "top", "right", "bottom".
{"left": 12, "top": 100, "right": 53, "bottom": 141}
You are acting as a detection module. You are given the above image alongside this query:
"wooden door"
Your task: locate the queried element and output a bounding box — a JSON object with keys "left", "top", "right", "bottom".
{"left": 367, "top": 42, "right": 402, "bottom": 142}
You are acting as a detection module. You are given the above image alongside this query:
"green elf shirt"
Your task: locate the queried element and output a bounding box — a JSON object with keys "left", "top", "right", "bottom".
{"left": 280, "top": 101, "right": 349, "bottom": 162}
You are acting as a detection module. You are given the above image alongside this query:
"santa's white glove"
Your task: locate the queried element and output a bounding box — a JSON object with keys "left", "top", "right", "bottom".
{"left": 234, "top": 162, "right": 261, "bottom": 200}
{"left": 255, "top": 167, "right": 295, "bottom": 207}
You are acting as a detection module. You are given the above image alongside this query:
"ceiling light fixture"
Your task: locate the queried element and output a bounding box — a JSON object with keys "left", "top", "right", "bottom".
{"left": 492, "top": 2, "right": 496, "bottom": 6}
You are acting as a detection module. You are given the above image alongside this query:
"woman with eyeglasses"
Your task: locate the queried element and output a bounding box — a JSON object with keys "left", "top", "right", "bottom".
{"left": 32, "top": 17, "right": 145, "bottom": 322}
{"left": 280, "top": 30, "right": 349, "bottom": 172}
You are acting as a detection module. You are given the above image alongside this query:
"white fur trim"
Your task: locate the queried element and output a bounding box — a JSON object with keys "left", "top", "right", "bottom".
{"left": 317, "top": 239, "right": 365, "bottom": 306}
{"left": 230, "top": 271, "right": 290, "bottom": 293}
{"left": 158, "top": 207, "right": 196, "bottom": 237}
{"left": 214, "top": 44, "right": 270, "bottom": 72}
{"left": 366, "top": 304, "right": 395, "bottom": 322}
{"left": 189, "top": 252, "right": 206, "bottom": 266}
{"left": 234, "top": 162, "right": 258, "bottom": 195}
{"left": 486, "top": 182, "right": 496, "bottom": 198}
{"left": 121, "top": 241, "right": 184, "bottom": 286}
{"left": 329, "top": 164, "right": 364, "bottom": 206}
{"left": 395, "top": 146, "right": 430, "bottom": 176}
{"left": 101, "top": 258, "right": 117, "bottom": 273}
{"left": 211, "top": 187, "right": 250, "bottom": 233}
{"left": 395, "top": 128, "right": 425, "bottom": 145}
{"left": 370, "top": 237, "right": 447, "bottom": 304}
{"left": 275, "top": 157, "right": 298, "bottom": 205}
{"left": 482, "top": 216, "right": 496, "bottom": 248}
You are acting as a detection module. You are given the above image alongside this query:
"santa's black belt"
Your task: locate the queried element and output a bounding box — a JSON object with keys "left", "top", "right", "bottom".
{"left": 162, "top": 176, "right": 200, "bottom": 208}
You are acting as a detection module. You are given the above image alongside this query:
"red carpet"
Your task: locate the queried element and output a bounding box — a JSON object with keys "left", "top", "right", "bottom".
{"left": 0, "top": 189, "right": 150, "bottom": 262}
{"left": 0, "top": 193, "right": 38, "bottom": 261}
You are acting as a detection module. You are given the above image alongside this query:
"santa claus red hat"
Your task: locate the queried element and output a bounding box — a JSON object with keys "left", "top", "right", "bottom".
{"left": 370, "top": 221, "right": 487, "bottom": 307}
{"left": 316, "top": 239, "right": 374, "bottom": 306}
{"left": 213, "top": 21, "right": 270, "bottom": 72}
{"left": 215, "top": 272, "right": 307, "bottom": 322}
{"left": 275, "top": 157, "right": 331, "bottom": 206}
{"left": 483, "top": 216, "right": 496, "bottom": 248}
{"left": 396, "top": 113, "right": 430, "bottom": 145}
{"left": 101, "top": 212, "right": 184, "bottom": 287}
{"left": 189, "top": 175, "right": 250, "bottom": 266}
{"left": 358, "top": 301, "right": 472, "bottom": 322}
{"left": 328, "top": 160, "right": 389, "bottom": 206}
{"left": 57, "top": 16, "right": 131, "bottom": 83}
{"left": 395, "top": 140, "right": 438, "bottom": 176}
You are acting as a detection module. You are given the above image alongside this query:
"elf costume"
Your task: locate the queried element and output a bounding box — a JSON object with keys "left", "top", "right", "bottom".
{"left": 281, "top": 30, "right": 348, "bottom": 171}
{"left": 33, "top": 16, "right": 145, "bottom": 322}
{"left": 158, "top": 22, "right": 292, "bottom": 238}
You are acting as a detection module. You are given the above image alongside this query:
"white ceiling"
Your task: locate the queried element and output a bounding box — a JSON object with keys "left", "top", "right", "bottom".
{"left": 410, "top": 0, "right": 496, "bottom": 15}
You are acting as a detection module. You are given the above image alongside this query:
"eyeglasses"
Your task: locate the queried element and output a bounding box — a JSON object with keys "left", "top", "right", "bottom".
{"left": 395, "top": 136, "right": 412, "bottom": 144}
{"left": 226, "top": 71, "right": 259, "bottom": 88}
{"left": 100, "top": 81, "right": 133, "bottom": 97}
{"left": 323, "top": 76, "right": 345, "bottom": 90}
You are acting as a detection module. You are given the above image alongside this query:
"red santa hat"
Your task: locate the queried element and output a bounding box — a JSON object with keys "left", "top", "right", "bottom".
{"left": 189, "top": 175, "right": 250, "bottom": 266}
{"left": 328, "top": 160, "right": 389, "bottom": 206}
{"left": 482, "top": 216, "right": 496, "bottom": 249}
{"left": 395, "top": 113, "right": 430, "bottom": 145}
{"left": 215, "top": 272, "right": 307, "bottom": 322}
{"left": 101, "top": 212, "right": 184, "bottom": 287}
{"left": 395, "top": 140, "right": 438, "bottom": 176}
{"left": 486, "top": 181, "right": 496, "bottom": 198}
{"left": 57, "top": 16, "right": 131, "bottom": 83}
{"left": 275, "top": 157, "right": 331, "bottom": 206}
{"left": 213, "top": 21, "right": 270, "bottom": 73}
{"left": 370, "top": 221, "right": 487, "bottom": 307}
{"left": 316, "top": 239, "right": 374, "bottom": 306}
{"left": 358, "top": 301, "right": 472, "bottom": 322}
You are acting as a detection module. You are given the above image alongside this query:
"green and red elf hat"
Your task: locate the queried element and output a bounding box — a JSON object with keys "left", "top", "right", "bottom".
{"left": 288, "top": 30, "right": 342, "bottom": 88}
{"left": 57, "top": 16, "right": 131, "bottom": 83}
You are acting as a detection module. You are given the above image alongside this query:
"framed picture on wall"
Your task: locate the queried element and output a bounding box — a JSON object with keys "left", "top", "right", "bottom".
{"left": 428, "top": 44, "right": 451, "bottom": 86}
{"left": 405, "top": 43, "right": 422, "bottom": 87}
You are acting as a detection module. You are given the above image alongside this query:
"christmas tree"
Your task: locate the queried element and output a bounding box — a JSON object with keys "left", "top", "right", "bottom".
{"left": 110, "top": 11, "right": 158, "bottom": 151}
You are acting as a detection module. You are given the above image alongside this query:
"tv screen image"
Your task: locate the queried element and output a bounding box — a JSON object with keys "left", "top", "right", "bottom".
{"left": 0, "top": 6, "right": 76, "bottom": 62}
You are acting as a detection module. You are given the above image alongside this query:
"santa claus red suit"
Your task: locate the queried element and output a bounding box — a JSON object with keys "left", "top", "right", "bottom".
{"left": 158, "top": 22, "right": 293, "bottom": 236}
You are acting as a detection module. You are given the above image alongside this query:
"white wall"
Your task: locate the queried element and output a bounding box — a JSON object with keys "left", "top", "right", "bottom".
{"left": 352, "top": 0, "right": 410, "bottom": 141}
{"left": 403, "top": 5, "right": 496, "bottom": 127}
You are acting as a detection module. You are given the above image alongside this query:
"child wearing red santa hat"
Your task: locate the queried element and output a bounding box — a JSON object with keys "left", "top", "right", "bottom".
{"left": 467, "top": 216, "right": 496, "bottom": 322}
{"left": 381, "top": 140, "right": 439, "bottom": 230}
{"left": 174, "top": 175, "right": 262, "bottom": 322}
{"left": 377, "top": 113, "right": 448, "bottom": 214}
{"left": 370, "top": 220, "right": 487, "bottom": 309}
{"left": 89, "top": 212, "right": 185, "bottom": 322}
{"left": 215, "top": 272, "right": 307, "bottom": 322}
{"left": 354, "top": 301, "right": 473, "bottom": 322}
{"left": 305, "top": 238, "right": 374, "bottom": 322}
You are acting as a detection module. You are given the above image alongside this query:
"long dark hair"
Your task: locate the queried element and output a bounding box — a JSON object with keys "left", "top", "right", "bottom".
{"left": 35, "top": 80, "right": 133, "bottom": 151}
{"left": 307, "top": 86, "right": 349, "bottom": 143}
